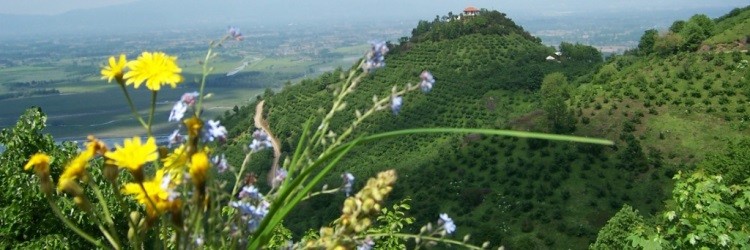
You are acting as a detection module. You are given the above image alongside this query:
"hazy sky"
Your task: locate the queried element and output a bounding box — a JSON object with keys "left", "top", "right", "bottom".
{"left": 0, "top": 0, "right": 746, "bottom": 16}
{"left": 0, "top": 0, "right": 138, "bottom": 15}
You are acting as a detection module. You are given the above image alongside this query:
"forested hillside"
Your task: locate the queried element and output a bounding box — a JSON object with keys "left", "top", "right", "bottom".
{"left": 216, "top": 7, "right": 750, "bottom": 249}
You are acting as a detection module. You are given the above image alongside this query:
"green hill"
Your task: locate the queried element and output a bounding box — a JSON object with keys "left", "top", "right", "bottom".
{"left": 217, "top": 7, "right": 750, "bottom": 249}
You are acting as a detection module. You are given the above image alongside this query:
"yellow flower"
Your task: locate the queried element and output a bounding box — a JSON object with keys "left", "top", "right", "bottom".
{"left": 190, "top": 151, "right": 210, "bottom": 187}
{"left": 183, "top": 117, "right": 203, "bottom": 139}
{"left": 123, "top": 51, "right": 183, "bottom": 91}
{"left": 57, "top": 150, "right": 94, "bottom": 194}
{"left": 24, "top": 153, "right": 51, "bottom": 174}
{"left": 105, "top": 137, "right": 158, "bottom": 181}
{"left": 101, "top": 54, "right": 127, "bottom": 83}
{"left": 162, "top": 144, "right": 189, "bottom": 177}
{"left": 122, "top": 169, "right": 177, "bottom": 218}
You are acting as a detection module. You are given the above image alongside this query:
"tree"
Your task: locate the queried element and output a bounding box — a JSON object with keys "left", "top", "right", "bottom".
{"left": 699, "top": 139, "right": 750, "bottom": 185}
{"left": 653, "top": 32, "right": 684, "bottom": 55}
{"left": 680, "top": 14, "right": 715, "bottom": 51}
{"left": 637, "top": 29, "right": 658, "bottom": 55}
{"left": 540, "top": 73, "right": 575, "bottom": 133}
{"left": 590, "top": 205, "right": 646, "bottom": 250}
{"left": 669, "top": 20, "right": 686, "bottom": 33}
{"left": 629, "top": 172, "right": 750, "bottom": 249}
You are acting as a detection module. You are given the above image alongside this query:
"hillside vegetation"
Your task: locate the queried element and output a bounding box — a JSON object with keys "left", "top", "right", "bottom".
{"left": 216, "top": 6, "right": 750, "bottom": 249}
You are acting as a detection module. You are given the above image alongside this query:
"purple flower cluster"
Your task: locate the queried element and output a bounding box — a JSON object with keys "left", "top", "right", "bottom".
{"left": 229, "top": 199, "right": 269, "bottom": 232}
{"left": 212, "top": 154, "right": 229, "bottom": 173}
{"left": 227, "top": 26, "right": 243, "bottom": 41}
{"left": 230, "top": 182, "right": 268, "bottom": 232}
{"left": 205, "top": 120, "right": 228, "bottom": 142}
{"left": 169, "top": 92, "right": 199, "bottom": 122}
{"left": 419, "top": 71, "right": 435, "bottom": 93}
{"left": 249, "top": 129, "right": 273, "bottom": 152}
{"left": 363, "top": 41, "right": 389, "bottom": 72}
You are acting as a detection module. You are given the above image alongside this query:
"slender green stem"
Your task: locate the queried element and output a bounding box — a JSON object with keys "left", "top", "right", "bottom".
{"left": 230, "top": 151, "right": 253, "bottom": 200}
{"left": 108, "top": 178, "right": 140, "bottom": 247}
{"left": 45, "top": 195, "right": 103, "bottom": 247}
{"left": 147, "top": 91, "right": 157, "bottom": 137}
{"left": 195, "top": 36, "right": 229, "bottom": 117}
{"left": 301, "top": 187, "right": 341, "bottom": 201}
{"left": 117, "top": 82, "right": 149, "bottom": 130}
{"left": 89, "top": 180, "right": 122, "bottom": 247}
{"left": 364, "top": 233, "right": 485, "bottom": 250}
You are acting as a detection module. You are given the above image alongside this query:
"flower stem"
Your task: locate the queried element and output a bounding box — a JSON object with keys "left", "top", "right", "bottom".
{"left": 230, "top": 151, "right": 253, "bottom": 199}
{"left": 89, "top": 180, "right": 122, "bottom": 248}
{"left": 117, "top": 82, "right": 149, "bottom": 131}
{"left": 45, "top": 195, "right": 103, "bottom": 247}
{"left": 147, "top": 90, "right": 157, "bottom": 137}
{"left": 363, "top": 233, "right": 485, "bottom": 250}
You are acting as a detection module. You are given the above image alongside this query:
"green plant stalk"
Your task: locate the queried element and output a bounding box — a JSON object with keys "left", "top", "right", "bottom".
{"left": 89, "top": 180, "right": 122, "bottom": 247}
{"left": 310, "top": 64, "right": 363, "bottom": 151}
{"left": 287, "top": 118, "right": 313, "bottom": 178}
{"left": 45, "top": 195, "right": 103, "bottom": 247}
{"left": 300, "top": 186, "right": 342, "bottom": 201}
{"left": 108, "top": 178, "right": 141, "bottom": 247}
{"left": 248, "top": 140, "right": 358, "bottom": 248}
{"left": 230, "top": 151, "right": 253, "bottom": 199}
{"left": 195, "top": 35, "right": 229, "bottom": 117}
{"left": 147, "top": 91, "right": 157, "bottom": 137}
{"left": 117, "top": 81, "right": 149, "bottom": 131}
{"left": 355, "top": 128, "right": 614, "bottom": 145}
{"left": 365, "top": 233, "right": 484, "bottom": 250}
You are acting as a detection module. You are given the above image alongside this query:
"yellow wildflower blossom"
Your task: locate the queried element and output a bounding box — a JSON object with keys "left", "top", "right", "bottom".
{"left": 105, "top": 136, "right": 157, "bottom": 182}
{"left": 57, "top": 150, "right": 94, "bottom": 194}
{"left": 122, "top": 169, "right": 178, "bottom": 218}
{"left": 183, "top": 117, "right": 203, "bottom": 140}
{"left": 190, "top": 151, "right": 210, "bottom": 188}
{"left": 162, "top": 144, "right": 189, "bottom": 171}
{"left": 123, "top": 51, "right": 183, "bottom": 91}
{"left": 24, "top": 153, "right": 51, "bottom": 174}
{"left": 100, "top": 54, "right": 127, "bottom": 83}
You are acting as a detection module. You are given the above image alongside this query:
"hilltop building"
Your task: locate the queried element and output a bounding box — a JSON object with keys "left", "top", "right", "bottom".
{"left": 464, "top": 6, "right": 480, "bottom": 16}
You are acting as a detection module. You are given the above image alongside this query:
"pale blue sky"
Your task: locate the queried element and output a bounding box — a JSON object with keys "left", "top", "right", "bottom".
{"left": 0, "top": 0, "right": 746, "bottom": 16}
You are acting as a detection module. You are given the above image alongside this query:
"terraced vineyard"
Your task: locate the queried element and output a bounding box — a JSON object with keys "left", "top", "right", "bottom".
{"left": 217, "top": 7, "right": 750, "bottom": 249}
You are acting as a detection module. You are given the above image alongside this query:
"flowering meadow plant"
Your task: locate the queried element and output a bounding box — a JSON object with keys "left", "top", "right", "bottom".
{"left": 21, "top": 28, "right": 612, "bottom": 249}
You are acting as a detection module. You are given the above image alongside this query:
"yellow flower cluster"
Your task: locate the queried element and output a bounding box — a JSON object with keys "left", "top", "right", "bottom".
{"left": 305, "top": 170, "right": 397, "bottom": 249}
{"left": 101, "top": 52, "right": 183, "bottom": 91}
{"left": 105, "top": 136, "right": 157, "bottom": 182}
{"left": 121, "top": 169, "right": 181, "bottom": 219}
{"left": 58, "top": 136, "right": 108, "bottom": 196}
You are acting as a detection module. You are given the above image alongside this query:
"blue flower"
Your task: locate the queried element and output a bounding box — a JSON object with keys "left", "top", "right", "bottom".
{"left": 227, "top": 26, "right": 243, "bottom": 41}
{"left": 391, "top": 95, "right": 403, "bottom": 115}
{"left": 363, "top": 41, "right": 389, "bottom": 72}
{"left": 169, "top": 101, "right": 188, "bottom": 122}
{"left": 205, "top": 120, "right": 227, "bottom": 142}
{"left": 212, "top": 154, "right": 229, "bottom": 173}
{"left": 439, "top": 213, "right": 456, "bottom": 234}
{"left": 249, "top": 129, "right": 273, "bottom": 152}
{"left": 342, "top": 172, "right": 355, "bottom": 196}
{"left": 419, "top": 71, "right": 435, "bottom": 93}
{"left": 238, "top": 185, "right": 262, "bottom": 200}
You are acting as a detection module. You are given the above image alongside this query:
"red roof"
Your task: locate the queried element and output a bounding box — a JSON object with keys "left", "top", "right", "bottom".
{"left": 464, "top": 6, "right": 479, "bottom": 12}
